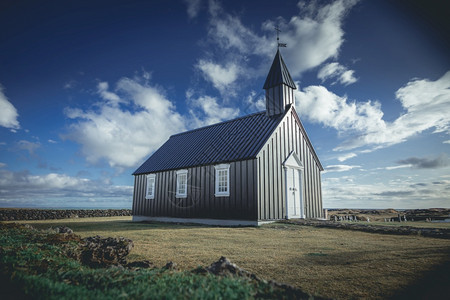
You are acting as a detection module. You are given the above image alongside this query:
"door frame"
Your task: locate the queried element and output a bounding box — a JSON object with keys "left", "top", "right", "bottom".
{"left": 283, "top": 151, "right": 305, "bottom": 219}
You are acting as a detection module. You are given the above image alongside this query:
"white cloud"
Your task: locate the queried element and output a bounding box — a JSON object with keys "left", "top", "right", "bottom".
{"left": 27, "top": 173, "right": 89, "bottom": 189}
{"left": 322, "top": 175, "right": 450, "bottom": 209}
{"left": 64, "top": 75, "right": 186, "bottom": 169}
{"left": 195, "top": 0, "right": 359, "bottom": 97}
{"left": 0, "top": 84, "right": 20, "bottom": 130}
{"left": 244, "top": 90, "right": 266, "bottom": 113}
{"left": 265, "top": 0, "right": 359, "bottom": 77}
{"left": 339, "top": 69, "right": 358, "bottom": 85}
{"left": 296, "top": 85, "right": 385, "bottom": 146}
{"left": 184, "top": 0, "right": 202, "bottom": 19}
{"left": 186, "top": 91, "right": 239, "bottom": 127}
{"left": 97, "top": 81, "right": 123, "bottom": 106}
{"left": 207, "top": 1, "right": 269, "bottom": 57}
{"left": 0, "top": 170, "right": 86, "bottom": 192}
{"left": 318, "top": 62, "right": 358, "bottom": 85}
{"left": 323, "top": 164, "right": 360, "bottom": 173}
{"left": 444, "top": 140, "right": 450, "bottom": 144}
{"left": 296, "top": 71, "right": 450, "bottom": 151}
{"left": 393, "top": 71, "right": 450, "bottom": 135}
{"left": 0, "top": 169, "right": 132, "bottom": 208}
{"left": 0, "top": 163, "right": 6, "bottom": 168}
{"left": 16, "top": 140, "right": 41, "bottom": 155}
{"left": 337, "top": 152, "right": 357, "bottom": 162}
{"left": 318, "top": 62, "right": 340, "bottom": 81}
{"left": 196, "top": 60, "right": 241, "bottom": 95}
{"left": 385, "top": 165, "right": 411, "bottom": 170}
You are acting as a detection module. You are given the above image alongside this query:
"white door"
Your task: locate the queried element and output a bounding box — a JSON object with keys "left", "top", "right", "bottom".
{"left": 286, "top": 167, "right": 301, "bottom": 218}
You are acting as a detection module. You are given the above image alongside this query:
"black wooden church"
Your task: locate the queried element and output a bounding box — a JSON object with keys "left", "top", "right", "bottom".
{"left": 132, "top": 50, "right": 324, "bottom": 225}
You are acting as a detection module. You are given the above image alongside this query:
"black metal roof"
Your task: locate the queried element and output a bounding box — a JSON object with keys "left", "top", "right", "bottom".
{"left": 263, "top": 49, "right": 297, "bottom": 90}
{"left": 133, "top": 111, "right": 286, "bottom": 175}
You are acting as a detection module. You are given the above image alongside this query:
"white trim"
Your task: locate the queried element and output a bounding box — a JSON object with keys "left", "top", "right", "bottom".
{"left": 283, "top": 151, "right": 304, "bottom": 170}
{"left": 214, "top": 164, "right": 230, "bottom": 197}
{"left": 176, "top": 169, "right": 188, "bottom": 198}
{"left": 132, "top": 215, "right": 274, "bottom": 227}
{"left": 145, "top": 174, "right": 156, "bottom": 200}
{"left": 283, "top": 151, "right": 305, "bottom": 219}
{"left": 284, "top": 166, "right": 289, "bottom": 219}
{"left": 298, "top": 171, "right": 305, "bottom": 219}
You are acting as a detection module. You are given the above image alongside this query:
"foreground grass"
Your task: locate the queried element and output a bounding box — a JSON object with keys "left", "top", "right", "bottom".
{"left": 0, "top": 223, "right": 304, "bottom": 300}
{"left": 20, "top": 217, "right": 450, "bottom": 299}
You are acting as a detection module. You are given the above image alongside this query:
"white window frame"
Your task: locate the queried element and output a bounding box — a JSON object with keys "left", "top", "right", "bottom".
{"left": 176, "top": 169, "right": 188, "bottom": 198}
{"left": 145, "top": 174, "right": 156, "bottom": 200}
{"left": 215, "top": 164, "right": 230, "bottom": 197}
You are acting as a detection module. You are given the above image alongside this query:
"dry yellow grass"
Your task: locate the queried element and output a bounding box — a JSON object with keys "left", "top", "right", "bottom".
{"left": 349, "top": 220, "right": 450, "bottom": 229}
{"left": 18, "top": 217, "right": 450, "bottom": 299}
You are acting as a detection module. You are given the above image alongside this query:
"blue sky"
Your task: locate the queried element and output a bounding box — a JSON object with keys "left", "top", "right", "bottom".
{"left": 1, "top": 0, "right": 449, "bottom": 209}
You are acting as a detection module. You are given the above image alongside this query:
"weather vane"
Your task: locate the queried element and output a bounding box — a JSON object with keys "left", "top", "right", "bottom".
{"left": 275, "top": 26, "right": 287, "bottom": 48}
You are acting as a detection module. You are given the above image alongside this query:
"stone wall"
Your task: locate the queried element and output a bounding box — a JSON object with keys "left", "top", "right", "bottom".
{"left": 328, "top": 208, "right": 450, "bottom": 222}
{"left": 282, "top": 219, "right": 450, "bottom": 239}
{"left": 0, "top": 209, "right": 131, "bottom": 221}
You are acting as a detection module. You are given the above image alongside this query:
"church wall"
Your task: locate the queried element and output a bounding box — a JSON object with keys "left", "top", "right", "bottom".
{"left": 132, "top": 159, "right": 258, "bottom": 220}
{"left": 256, "top": 106, "right": 323, "bottom": 220}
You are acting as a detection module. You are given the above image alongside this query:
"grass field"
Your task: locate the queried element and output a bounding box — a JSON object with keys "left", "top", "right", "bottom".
{"left": 19, "top": 217, "right": 450, "bottom": 299}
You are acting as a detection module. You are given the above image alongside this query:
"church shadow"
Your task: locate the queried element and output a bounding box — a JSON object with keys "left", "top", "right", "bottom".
{"left": 388, "top": 258, "right": 450, "bottom": 299}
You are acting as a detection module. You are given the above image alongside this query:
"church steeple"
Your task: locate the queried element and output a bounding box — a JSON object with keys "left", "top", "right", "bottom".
{"left": 263, "top": 49, "right": 297, "bottom": 116}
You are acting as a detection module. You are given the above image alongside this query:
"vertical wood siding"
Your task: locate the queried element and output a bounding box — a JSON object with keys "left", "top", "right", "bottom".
{"left": 266, "top": 84, "right": 295, "bottom": 116}
{"left": 133, "top": 160, "right": 258, "bottom": 220}
{"left": 256, "top": 108, "right": 323, "bottom": 220}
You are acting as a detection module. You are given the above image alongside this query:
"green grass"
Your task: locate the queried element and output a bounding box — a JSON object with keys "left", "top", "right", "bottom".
{"left": 0, "top": 223, "right": 308, "bottom": 300}
{"left": 13, "top": 217, "right": 450, "bottom": 299}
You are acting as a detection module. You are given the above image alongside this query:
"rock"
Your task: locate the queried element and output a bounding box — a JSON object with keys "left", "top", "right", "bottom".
{"left": 80, "top": 236, "right": 134, "bottom": 268}
{"left": 191, "top": 266, "right": 209, "bottom": 274}
{"left": 24, "top": 224, "right": 35, "bottom": 230}
{"left": 206, "top": 256, "right": 240, "bottom": 276}
{"left": 54, "top": 226, "right": 74, "bottom": 234}
{"left": 126, "top": 260, "right": 155, "bottom": 269}
{"left": 203, "top": 257, "right": 321, "bottom": 299}
{"left": 206, "top": 256, "right": 258, "bottom": 280}
{"left": 163, "top": 261, "right": 178, "bottom": 270}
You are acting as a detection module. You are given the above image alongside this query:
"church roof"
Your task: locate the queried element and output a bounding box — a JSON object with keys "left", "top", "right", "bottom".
{"left": 263, "top": 49, "right": 297, "bottom": 90}
{"left": 133, "top": 111, "right": 286, "bottom": 175}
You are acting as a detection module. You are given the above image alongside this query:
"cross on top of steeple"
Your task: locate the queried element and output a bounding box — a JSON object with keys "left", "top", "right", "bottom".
{"left": 275, "top": 26, "right": 287, "bottom": 48}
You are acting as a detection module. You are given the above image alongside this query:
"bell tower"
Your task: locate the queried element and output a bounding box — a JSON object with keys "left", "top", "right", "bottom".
{"left": 263, "top": 49, "right": 297, "bottom": 116}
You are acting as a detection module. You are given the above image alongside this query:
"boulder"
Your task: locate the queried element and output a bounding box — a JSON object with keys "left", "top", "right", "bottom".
{"left": 80, "top": 236, "right": 134, "bottom": 267}
{"left": 206, "top": 256, "right": 257, "bottom": 280}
